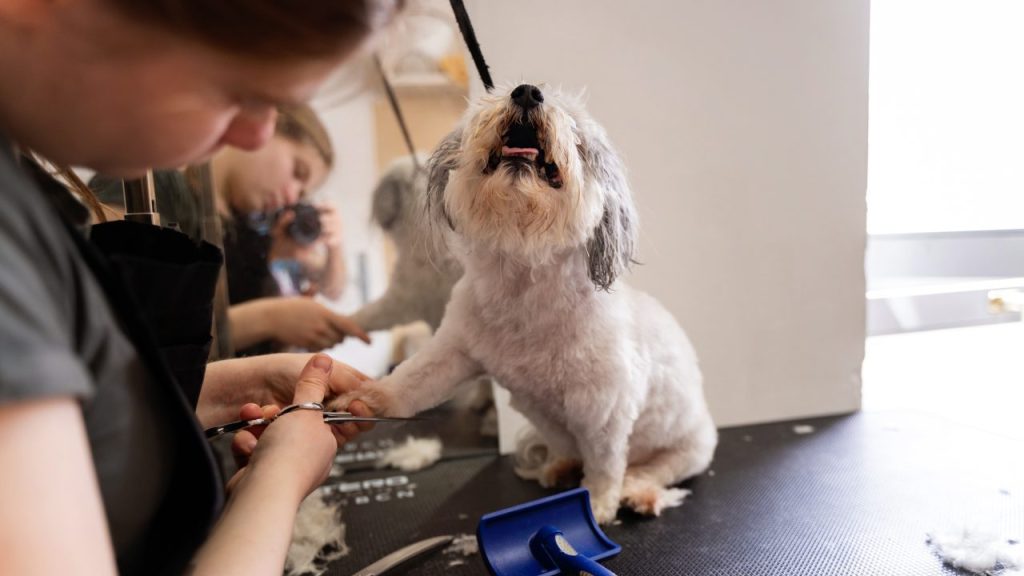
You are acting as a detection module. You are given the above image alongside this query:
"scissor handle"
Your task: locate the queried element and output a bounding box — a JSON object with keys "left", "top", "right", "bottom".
{"left": 204, "top": 402, "right": 325, "bottom": 439}
{"left": 204, "top": 418, "right": 272, "bottom": 439}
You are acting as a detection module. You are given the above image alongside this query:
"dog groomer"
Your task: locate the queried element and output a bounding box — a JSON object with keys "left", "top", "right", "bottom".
{"left": 0, "top": 1, "right": 399, "bottom": 574}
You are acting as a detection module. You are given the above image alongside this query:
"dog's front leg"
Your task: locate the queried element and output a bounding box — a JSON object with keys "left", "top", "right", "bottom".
{"left": 570, "top": 404, "right": 636, "bottom": 524}
{"left": 350, "top": 287, "right": 420, "bottom": 333}
{"left": 336, "top": 330, "right": 482, "bottom": 418}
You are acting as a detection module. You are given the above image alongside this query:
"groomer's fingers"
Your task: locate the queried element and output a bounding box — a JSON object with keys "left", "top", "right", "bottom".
{"left": 326, "top": 400, "right": 375, "bottom": 446}
{"left": 324, "top": 364, "right": 373, "bottom": 407}
{"left": 292, "top": 353, "right": 333, "bottom": 404}
{"left": 230, "top": 403, "right": 279, "bottom": 465}
{"left": 349, "top": 400, "right": 377, "bottom": 432}
{"left": 310, "top": 331, "right": 334, "bottom": 351}
{"left": 271, "top": 210, "right": 296, "bottom": 236}
{"left": 232, "top": 430, "right": 258, "bottom": 468}
{"left": 238, "top": 402, "right": 263, "bottom": 420}
{"left": 328, "top": 313, "right": 371, "bottom": 344}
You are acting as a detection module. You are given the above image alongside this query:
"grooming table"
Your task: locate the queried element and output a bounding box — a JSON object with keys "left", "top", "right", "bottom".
{"left": 325, "top": 411, "right": 1023, "bottom": 575}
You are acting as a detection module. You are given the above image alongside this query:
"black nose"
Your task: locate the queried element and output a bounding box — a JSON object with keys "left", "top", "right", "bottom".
{"left": 511, "top": 84, "right": 544, "bottom": 110}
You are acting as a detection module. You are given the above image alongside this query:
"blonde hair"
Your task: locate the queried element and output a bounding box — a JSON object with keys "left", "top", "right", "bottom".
{"left": 276, "top": 104, "right": 334, "bottom": 168}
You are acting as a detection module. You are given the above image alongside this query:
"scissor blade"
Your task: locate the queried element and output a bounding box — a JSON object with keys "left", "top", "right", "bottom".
{"left": 350, "top": 535, "right": 453, "bottom": 576}
{"left": 322, "top": 414, "right": 424, "bottom": 424}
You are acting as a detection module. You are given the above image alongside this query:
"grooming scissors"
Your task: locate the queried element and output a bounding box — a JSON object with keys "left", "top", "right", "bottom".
{"left": 204, "top": 401, "right": 421, "bottom": 439}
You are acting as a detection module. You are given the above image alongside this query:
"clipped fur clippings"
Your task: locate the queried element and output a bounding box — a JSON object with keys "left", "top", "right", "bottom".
{"left": 285, "top": 491, "right": 349, "bottom": 576}
{"left": 927, "top": 528, "right": 1023, "bottom": 575}
{"left": 376, "top": 436, "right": 443, "bottom": 472}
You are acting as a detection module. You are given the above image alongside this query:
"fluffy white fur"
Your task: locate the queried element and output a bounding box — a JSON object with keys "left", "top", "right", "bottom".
{"left": 376, "top": 435, "right": 443, "bottom": 472}
{"left": 927, "top": 528, "right": 1022, "bottom": 574}
{"left": 340, "top": 83, "right": 717, "bottom": 523}
{"left": 285, "top": 491, "right": 348, "bottom": 576}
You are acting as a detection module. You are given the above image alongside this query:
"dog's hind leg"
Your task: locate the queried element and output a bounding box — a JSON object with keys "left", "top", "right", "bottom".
{"left": 512, "top": 413, "right": 582, "bottom": 488}
{"left": 621, "top": 424, "right": 717, "bottom": 516}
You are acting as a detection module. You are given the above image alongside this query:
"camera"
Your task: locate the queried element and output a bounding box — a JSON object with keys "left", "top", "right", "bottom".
{"left": 283, "top": 202, "right": 322, "bottom": 246}
{"left": 246, "top": 202, "right": 322, "bottom": 245}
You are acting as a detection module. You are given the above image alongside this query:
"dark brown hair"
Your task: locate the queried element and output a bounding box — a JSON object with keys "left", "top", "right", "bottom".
{"left": 105, "top": 0, "right": 403, "bottom": 60}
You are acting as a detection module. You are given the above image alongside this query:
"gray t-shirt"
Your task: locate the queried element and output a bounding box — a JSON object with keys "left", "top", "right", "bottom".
{"left": 0, "top": 147, "right": 173, "bottom": 562}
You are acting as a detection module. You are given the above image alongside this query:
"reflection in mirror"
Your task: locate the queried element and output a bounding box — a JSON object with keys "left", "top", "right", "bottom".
{"left": 309, "top": 12, "right": 501, "bottom": 467}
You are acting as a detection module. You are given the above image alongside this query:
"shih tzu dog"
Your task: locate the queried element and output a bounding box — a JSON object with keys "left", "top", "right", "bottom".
{"left": 339, "top": 83, "right": 717, "bottom": 523}
{"left": 351, "top": 154, "right": 462, "bottom": 334}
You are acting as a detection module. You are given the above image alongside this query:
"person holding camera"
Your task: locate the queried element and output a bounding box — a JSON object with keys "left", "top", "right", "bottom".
{"left": 212, "top": 105, "right": 368, "bottom": 355}
{"left": 267, "top": 201, "right": 345, "bottom": 299}
{"left": 90, "top": 105, "right": 367, "bottom": 355}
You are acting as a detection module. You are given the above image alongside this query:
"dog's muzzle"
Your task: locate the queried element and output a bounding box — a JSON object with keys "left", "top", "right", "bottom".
{"left": 484, "top": 84, "right": 564, "bottom": 189}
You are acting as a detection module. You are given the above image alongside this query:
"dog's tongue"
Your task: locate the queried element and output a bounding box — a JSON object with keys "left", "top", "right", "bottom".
{"left": 502, "top": 146, "right": 538, "bottom": 160}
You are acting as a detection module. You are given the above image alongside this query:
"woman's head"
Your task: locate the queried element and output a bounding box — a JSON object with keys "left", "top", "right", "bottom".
{"left": 0, "top": 0, "right": 399, "bottom": 176}
{"left": 215, "top": 104, "right": 335, "bottom": 215}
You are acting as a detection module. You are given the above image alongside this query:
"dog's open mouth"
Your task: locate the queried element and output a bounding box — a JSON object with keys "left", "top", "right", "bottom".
{"left": 485, "top": 117, "right": 563, "bottom": 188}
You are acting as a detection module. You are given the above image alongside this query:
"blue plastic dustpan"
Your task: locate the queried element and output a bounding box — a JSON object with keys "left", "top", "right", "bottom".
{"left": 477, "top": 488, "right": 621, "bottom": 576}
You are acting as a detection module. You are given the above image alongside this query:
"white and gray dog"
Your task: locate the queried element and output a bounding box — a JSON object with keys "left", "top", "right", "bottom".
{"left": 340, "top": 83, "right": 717, "bottom": 522}
{"left": 351, "top": 154, "right": 462, "bottom": 334}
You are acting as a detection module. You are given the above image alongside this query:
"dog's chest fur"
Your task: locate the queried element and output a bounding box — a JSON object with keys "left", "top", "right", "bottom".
{"left": 453, "top": 252, "right": 631, "bottom": 406}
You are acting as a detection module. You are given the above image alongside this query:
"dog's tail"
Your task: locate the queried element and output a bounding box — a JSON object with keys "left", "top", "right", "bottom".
{"left": 512, "top": 424, "right": 549, "bottom": 481}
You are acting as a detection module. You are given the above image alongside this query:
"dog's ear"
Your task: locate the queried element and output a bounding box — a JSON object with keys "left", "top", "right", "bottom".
{"left": 371, "top": 170, "right": 403, "bottom": 230}
{"left": 582, "top": 124, "right": 639, "bottom": 291}
{"left": 427, "top": 127, "right": 463, "bottom": 230}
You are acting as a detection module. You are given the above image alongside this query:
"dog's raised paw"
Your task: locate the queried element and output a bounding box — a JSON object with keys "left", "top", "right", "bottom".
{"left": 337, "top": 384, "right": 406, "bottom": 418}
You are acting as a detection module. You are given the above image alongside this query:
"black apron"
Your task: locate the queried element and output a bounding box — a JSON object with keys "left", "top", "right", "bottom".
{"left": 27, "top": 166, "right": 225, "bottom": 575}
{"left": 75, "top": 220, "right": 225, "bottom": 575}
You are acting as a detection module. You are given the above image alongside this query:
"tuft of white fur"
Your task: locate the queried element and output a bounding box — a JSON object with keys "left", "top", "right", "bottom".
{"left": 285, "top": 492, "right": 348, "bottom": 576}
{"left": 927, "top": 528, "right": 1022, "bottom": 574}
{"left": 341, "top": 84, "right": 717, "bottom": 524}
{"left": 376, "top": 436, "right": 443, "bottom": 472}
{"left": 444, "top": 533, "right": 480, "bottom": 557}
{"left": 512, "top": 425, "right": 549, "bottom": 481}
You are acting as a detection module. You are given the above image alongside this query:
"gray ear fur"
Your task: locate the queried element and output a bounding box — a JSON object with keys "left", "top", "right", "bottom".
{"left": 426, "top": 127, "right": 463, "bottom": 231}
{"left": 371, "top": 171, "right": 403, "bottom": 230}
{"left": 583, "top": 127, "right": 638, "bottom": 291}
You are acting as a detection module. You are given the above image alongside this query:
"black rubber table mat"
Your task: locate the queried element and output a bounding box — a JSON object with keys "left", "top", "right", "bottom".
{"left": 325, "top": 411, "right": 1023, "bottom": 575}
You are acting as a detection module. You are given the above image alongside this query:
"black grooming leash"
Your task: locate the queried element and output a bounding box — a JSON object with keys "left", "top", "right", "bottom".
{"left": 374, "top": 55, "right": 422, "bottom": 171}
{"left": 448, "top": 0, "right": 494, "bottom": 92}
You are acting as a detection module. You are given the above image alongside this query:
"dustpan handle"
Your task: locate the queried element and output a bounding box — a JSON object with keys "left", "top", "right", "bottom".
{"left": 531, "top": 526, "right": 618, "bottom": 576}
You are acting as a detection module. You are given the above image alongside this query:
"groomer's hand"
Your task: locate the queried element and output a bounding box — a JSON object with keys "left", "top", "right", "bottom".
{"left": 199, "top": 353, "right": 377, "bottom": 439}
{"left": 267, "top": 209, "right": 312, "bottom": 263}
{"left": 316, "top": 203, "right": 344, "bottom": 249}
{"left": 268, "top": 297, "right": 370, "bottom": 350}
{"left": 227, "top": 355, "right": 338, "bottom": 498}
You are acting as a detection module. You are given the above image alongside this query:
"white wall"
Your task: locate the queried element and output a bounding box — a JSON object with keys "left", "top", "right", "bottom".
{"left": 472, "top": 0, "right": 869, "bottom": 426}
